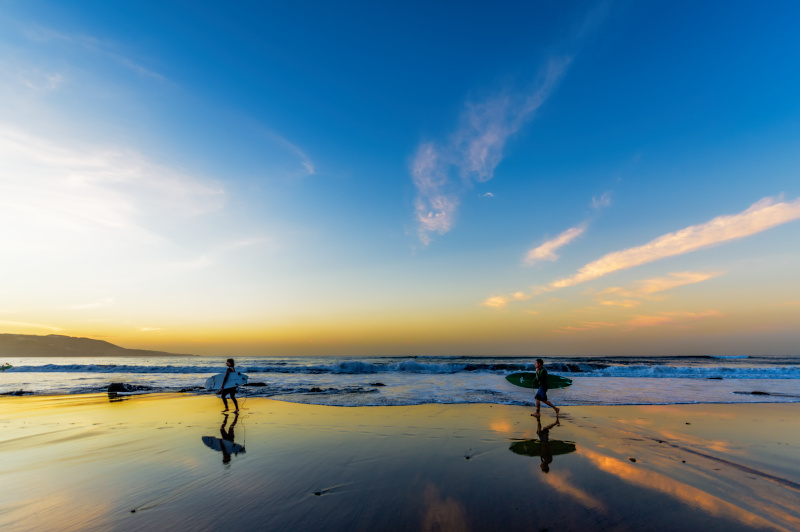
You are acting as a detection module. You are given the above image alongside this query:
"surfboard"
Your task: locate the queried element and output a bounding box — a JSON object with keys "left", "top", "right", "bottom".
{"left": 204, "top": 371, "right": 248, "bottom": 390}
{"left": 202, "top": 436, "right": 245, "bottom": 455}
{"left": 505, "top": 372, "right": 572, "bottom": 389}
{"left": 509, "top": 439, "right": 576, "bottom": 457}
{"left": 1, "top": 364, "right": 12, "bottom": 372}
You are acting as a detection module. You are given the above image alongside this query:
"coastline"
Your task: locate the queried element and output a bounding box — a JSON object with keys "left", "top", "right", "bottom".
{"left": 1, "top": 395, "right": 798, "bottom": 531}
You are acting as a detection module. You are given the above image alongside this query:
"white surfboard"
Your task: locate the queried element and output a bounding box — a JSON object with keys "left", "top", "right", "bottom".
{"left": 202, "top": 436, "right": 245, "bottom": 454}
{"left": 205, "top": 371, "right": 248, "bottom": 390}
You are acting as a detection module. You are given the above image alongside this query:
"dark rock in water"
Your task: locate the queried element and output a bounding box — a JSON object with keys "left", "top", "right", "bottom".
{"left": 309, "top": 387, "right": 323, "bottom": 393}
{"left": 628, "top": 457, "right": 636, "bottom": 463}
{"left": 4, "top": 390, "right": 30, "bottom": 396}
{"left": 178, "top": 386, "right": 203, "bottom": 393}
{"left": 707, "top": 377, "right": 723, "bottom": 380}
{"left": 750, "top": 391, "right": 770, "bottom": 395}
{"left": 314, "top": 491, "right": 322, "bottom": 496}
{"left": 107, "top": 383, "right": 154, "bottom": 393}
{"left": 243, "top": 382, "right": 266, "bottom": 387}
{"left": 370, "top": 382, "right": 385, "bottom": 387}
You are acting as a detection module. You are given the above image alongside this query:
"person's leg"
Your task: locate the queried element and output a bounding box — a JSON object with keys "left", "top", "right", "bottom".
{"left": 532, "top": 398, "right": 541, "bottom": 416}
{"left": 231, "top": 391, "right": 239, "bottom": 412}
{"left": 543, "top": 399, "right": 559, "bottom": 415}
{"left": 221, "top": 390, "right": 229, "bottom": 411}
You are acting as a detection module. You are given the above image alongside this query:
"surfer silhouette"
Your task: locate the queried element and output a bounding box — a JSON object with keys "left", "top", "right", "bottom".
{"left": 537, "top": 417, "right": 559, "bottom": 473}
{"left": 219, "top": 358, "right": 240, "bottom": 412}
{"left": 220, "top": 412, "right": 239, "bottom": 464}
{"left": 532, "top": 358, "right": 560, "bottom": 418}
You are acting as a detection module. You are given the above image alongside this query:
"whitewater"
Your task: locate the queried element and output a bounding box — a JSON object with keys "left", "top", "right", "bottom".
{"left": 1, "top": 355, "right": 798, "bottom": 406}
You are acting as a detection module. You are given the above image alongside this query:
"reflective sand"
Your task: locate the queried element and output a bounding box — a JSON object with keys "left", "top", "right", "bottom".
{"left": 1, "top": 395, "right": 798, "bottom": 531}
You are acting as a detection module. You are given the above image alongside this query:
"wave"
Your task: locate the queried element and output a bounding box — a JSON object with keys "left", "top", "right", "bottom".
{"left": 6, "top": 359, "right": 800, "bottom": 380}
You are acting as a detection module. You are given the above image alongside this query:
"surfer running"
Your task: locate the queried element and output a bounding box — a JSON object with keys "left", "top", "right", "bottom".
{"left": 219, "top": 358, "right": 240, "bottom": 413}
{"left": 532, "top": 358, "right": 559, "bottom": 418}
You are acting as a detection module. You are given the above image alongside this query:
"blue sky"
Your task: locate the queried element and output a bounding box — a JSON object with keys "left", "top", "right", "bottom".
{"left": 1, "top": 1, "right": 799, "bottom": 355}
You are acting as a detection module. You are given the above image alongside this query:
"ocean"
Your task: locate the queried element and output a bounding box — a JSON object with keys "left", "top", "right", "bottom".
{"left": 2, "top": 355, "right": 798, "bottom": 407}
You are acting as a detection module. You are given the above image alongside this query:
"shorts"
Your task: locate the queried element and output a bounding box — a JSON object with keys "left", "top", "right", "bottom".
{"left": 534, "top": 387, "right": 548, "bottom": 402}
{"left": 221, "top": 387, "right": 237, "bottom": 397}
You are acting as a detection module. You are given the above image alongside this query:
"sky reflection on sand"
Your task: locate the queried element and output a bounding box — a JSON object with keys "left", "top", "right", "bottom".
{"left": 0, "top": 396, "right": 798, "bottom": 531}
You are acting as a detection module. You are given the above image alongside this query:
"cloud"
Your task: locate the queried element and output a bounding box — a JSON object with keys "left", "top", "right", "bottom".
{"left": 593, "top": 271, "right": 723, "bottom": 306}
{"left": 551, "top": 196, "right": 800, "bottom": 289}
{"left": 481, "top": 192, "right": 494, "bottom": 198}
{"left": 524, "top": 223, "right": 587, "bottom": 266}
{"left": 592, "top": 192, "right": 611, "bottom": 210}
{"left": 410, "top": 57, "right": 571, "bottom": 245}
{"left": 0, "top": 124, "right": 225, "bottom": 246}
{"left": 0, "top": 320, "right": 62, "bottom": 331}
{"left": 480, "top": 291, "right": 533, "bottom": 309}
{"left": 412, "top": 143, "right": 460, "bottom": 245}
{"left": 487, "top": 196, "right": 800, "bottom": 308}
{"left": 260, "top": 128, "right": 316, "bottom": 176}
{"left": 552, "top": 310, "right": 724, "bottom": 333}
{"left": 23, "top": 26, "right": 165, "bottom": 81}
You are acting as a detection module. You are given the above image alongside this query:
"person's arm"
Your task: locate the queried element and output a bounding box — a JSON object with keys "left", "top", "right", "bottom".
{"left": 219, "top": 368, "right": 231, "bottom": 392}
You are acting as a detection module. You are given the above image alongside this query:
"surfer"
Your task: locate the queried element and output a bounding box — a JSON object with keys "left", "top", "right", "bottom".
{"left": 537, "top": 416, "right": 559, "bottom": 472}
{"left": 219, "top": 358, "right": 240, "bottom": 413}
{"left": 532, "top": 358, "right": 560, "bottom": 418}
{"left": 220, "top": 413, "right": 239, "bottom": 464}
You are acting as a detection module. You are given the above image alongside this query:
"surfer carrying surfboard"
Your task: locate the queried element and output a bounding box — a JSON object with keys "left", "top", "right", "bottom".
{"left": 532, "top": 359, "right": 559, "bottom": 418}
{"left": 219, "top": 358, "right": 240, "bottom": 413}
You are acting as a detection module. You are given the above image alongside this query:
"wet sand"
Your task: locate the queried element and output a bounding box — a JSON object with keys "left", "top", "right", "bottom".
{"left": 1, "top": 395, "right": 798, "bottom": 531}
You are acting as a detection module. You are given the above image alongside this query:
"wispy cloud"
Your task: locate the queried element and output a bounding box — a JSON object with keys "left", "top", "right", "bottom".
{"left": 551, "top": 196, "right": 800, "bottom": 289}
{"left": 0, "top": 320, "right": 62, "bottom": 331}
{"left": 524, "top": 223, "right": 587, "bottom": 266}
{"left": 260, "top": 128, "right": 316, "bottom": 177}
{"left": 593, "top": 271, "right": 723, "bottom": 307}
{"left": 486, "top": 196, "right": 800, "bottom": 308}
{"left": 552, "top": 310, "right": 724, "bottom": 333}
{"left": 411, "top": 57, "right": 571, "bottom": 245}
{"left": 0, "top": 124, "right": 225, "bottom": 245}
{"left": 23, "top": 26, "right": 165, "bottom": 81}
{"left": 592, "top": 192, "right": 611, "bottom": 210}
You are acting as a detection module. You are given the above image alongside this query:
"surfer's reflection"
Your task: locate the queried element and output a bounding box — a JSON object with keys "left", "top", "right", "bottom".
{"left": 202, "top": 413, "right": 246, "bottom": 465}
{"left": 508, "top": 418, "right": 576, "bottom": 472}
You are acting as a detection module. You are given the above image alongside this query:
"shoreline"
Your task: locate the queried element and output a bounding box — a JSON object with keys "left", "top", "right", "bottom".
{"left": 1, "top": 395, "right": 798, "bottom": 530}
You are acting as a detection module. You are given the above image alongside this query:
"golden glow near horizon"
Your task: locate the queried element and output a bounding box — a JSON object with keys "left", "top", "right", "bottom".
{"left": 2, "top": 4, "right": 799, "bottom": 356}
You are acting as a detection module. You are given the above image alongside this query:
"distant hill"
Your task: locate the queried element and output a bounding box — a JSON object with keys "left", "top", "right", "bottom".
{"left": 0, "top": 334, "right": 194, "bottom": 357}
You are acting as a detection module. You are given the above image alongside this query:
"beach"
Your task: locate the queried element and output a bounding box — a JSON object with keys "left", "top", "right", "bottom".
{"left": 1, "top": 395, "right": 798, "bottom": 531}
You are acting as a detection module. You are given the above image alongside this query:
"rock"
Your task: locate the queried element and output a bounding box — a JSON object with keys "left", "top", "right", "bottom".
{"left": 107, "top": 383, "right": 154, "bottom": 393}
{"left": 628, "top": 457, "right": 636, "bottom": 463}
{"left": 309, "top": 387, "right": 323, "bottom": 393}
{"left": 707, "top": 377, "right": 723, "bottom": 380}
{"left": 750, "top": 391, "right": 769, "bottom": 395}
{"left": 370, "top": 382, "right": 385, "bottom": 387}
{"left": 244, "top": 382, "right": 267, "bottom": 387}
{"left": 4, "top": 390, "right": 30, "bottom": 396}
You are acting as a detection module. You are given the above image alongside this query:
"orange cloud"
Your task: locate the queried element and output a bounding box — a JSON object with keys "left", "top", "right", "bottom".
{"left": 525, "top": 224, "right": 587, "bottom": 265}
{"left": 550, "top": 196, "right": 800, "bottom": 289}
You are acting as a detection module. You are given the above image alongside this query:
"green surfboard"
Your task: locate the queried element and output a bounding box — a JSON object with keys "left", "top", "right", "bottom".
{"left": 509, "top": 439, "right": 576, "bottom": 457}
{"left": 505, "top": 372, "right": 572, "bottom": 389}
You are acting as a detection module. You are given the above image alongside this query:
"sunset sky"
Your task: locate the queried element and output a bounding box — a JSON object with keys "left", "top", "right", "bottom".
{"left": 1, "top": 1, "right": 799, "bottom": 356}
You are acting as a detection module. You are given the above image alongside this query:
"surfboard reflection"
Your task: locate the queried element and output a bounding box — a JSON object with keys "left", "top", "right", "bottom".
{"left": 202, "top": 413, "right": 246, "bottom": 465}
{"left": 509, "top": 419, "right": 576, "bottom": 472}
